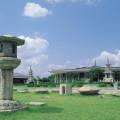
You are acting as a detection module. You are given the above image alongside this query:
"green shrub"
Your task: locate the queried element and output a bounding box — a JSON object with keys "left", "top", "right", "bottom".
{"left": 48, "top": 83, "right": 56, "bottom": 87}
{"left": 99, "top": 83, "right": 107, "bottom": 87}
{"left": 99, "top": 83, "right": 113, "bottom": 87}
{"left": 27, "top": 83, "right": 34, "bottom": 87}
{"left": 118, "top": 82, "right": 120, "bottom": 87}
{"left": 40, "top": 83, "right": 48, "bottom": 87}
{"left": 35, "top": 82, "right": 57, "bottom": 87}
{"left": 71, "top": 81, "right": 85, "bottom": 87}
{"left": 36, "top": 84, "right": 40, "bottom": 87}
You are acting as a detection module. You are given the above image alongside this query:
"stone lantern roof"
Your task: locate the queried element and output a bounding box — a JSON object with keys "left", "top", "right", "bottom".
{"left": 0, "top": 36, "right": 25, "bottom": 46}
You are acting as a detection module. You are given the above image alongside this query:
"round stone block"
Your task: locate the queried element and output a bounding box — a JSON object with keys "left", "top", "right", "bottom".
{"left": 79, "top": 85, "right": 99, "bottom": 95}
{"left": 0, "top": 57, "right": 21, "bottom": 69}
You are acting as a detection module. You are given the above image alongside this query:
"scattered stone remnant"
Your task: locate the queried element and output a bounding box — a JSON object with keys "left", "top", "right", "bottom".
{"left": 59, "top": 84, "right": 72, "bottom": 95}
{"left": 0, "top": 36, "right": 25, "bottom": 112}
{"left": 79, "top": 85, "right": 99, "bottom": 95}
{"left": 100, "top": 95, "right": 105, "bottom": 99}
{"left": 112, "top": 92, "right": 120, "bottom": 97}
{"left": 35, "top": 89, "right": 49, "bottom": 94}
{"left": 99, "top": 88, "right": 118, "bottom": 95}
{"left": 17, "top": 88, "right": 29, "bottom": 93}
{"left": 28, "top": 102, "right": 45, "bottom": 106}
{"left": 50, "top": 89, "right": 59, "bottom": 93}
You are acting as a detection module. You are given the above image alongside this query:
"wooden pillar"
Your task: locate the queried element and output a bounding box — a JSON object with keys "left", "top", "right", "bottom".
{"left": 54, "top": 74, "right": 56, "bottom": 83}
{"left": 60, "top": 74, "right": 62, "bottom": 83}
{"left": 72, "top": 74, "right": 74, "bottom": 83}
{"left": 78, "top": 72, "right": 79, "bottom": 81}
{"left": 65, "top": 73, "right": 68, "bottom": 83}
{"left": 58, "top": 74, "right": 60, "bottom": 83}
{"left": 57, "top": 74, "right": 59, "bottom": 83}
{"left": 84, "top": 72, "right": 87, "bottom": 79}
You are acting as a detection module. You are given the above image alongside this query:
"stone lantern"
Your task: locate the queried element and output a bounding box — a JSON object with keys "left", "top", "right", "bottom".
{"left": 0, "top": 35, "right": 25, "bottom": 112}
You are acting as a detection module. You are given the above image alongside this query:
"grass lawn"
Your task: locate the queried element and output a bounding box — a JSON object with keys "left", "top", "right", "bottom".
{"left": 0, "top": 92, "right": 120, "bottom": 120}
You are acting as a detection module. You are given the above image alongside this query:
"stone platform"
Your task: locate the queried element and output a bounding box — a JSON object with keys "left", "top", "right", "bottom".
{"left": 28, "top": 102, "right": 45, "bottom": 106}
{"left": 0, "top": 100, "right": 26, "bottom": 112}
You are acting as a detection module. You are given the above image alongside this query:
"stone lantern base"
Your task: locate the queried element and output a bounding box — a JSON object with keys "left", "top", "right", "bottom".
{"left": 0, "top": 100, "right": 25, "bottom": 112}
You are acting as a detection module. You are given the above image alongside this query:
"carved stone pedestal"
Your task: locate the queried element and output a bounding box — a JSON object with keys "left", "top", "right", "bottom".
{"left": 0, "top": 100, "right": 25, "bottom": 112}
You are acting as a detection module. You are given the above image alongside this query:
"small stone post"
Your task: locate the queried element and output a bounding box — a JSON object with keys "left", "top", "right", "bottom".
{"left": 59, "top": 84, "right": 72, "bottom": 95}
{"left": 114, "top": 81, "right": 118, "bottom": 90}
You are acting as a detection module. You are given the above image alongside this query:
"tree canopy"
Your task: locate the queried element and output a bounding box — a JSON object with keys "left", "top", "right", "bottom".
{"left": 89, "top": 68, "right": 104, "bottom": 83}
{"left": 113, "top": 71, "right": 120, "bottom": 81}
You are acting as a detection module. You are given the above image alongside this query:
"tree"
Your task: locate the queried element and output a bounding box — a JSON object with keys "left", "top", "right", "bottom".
{"left": 113, "top": 71, "right": 120, "bottom": 82}
{"left": 48, "top": 74, "right": 55, "bottom": 82}
{"left": 89, "top": 68, "right": 104, "bottom": 83}
{"left": 67, "top": 72, "right": 78, "bottom": 82}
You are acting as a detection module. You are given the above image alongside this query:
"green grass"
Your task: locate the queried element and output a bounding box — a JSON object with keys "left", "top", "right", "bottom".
{"left": 13, "top": 84, "right": 29, "bottom": 89}
{"left": 0, "top": 92, "right": 120, "bottom": 120}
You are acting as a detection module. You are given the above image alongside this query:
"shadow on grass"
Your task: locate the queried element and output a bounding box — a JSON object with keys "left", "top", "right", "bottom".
{"left": 27, "top": 106, "right": 63, "bottom": 114}
{"left": 0, "top": 110, "right": 18, "bottom": 119}
{"left": 0, "top": 106, "right": 63, "bottom": 118}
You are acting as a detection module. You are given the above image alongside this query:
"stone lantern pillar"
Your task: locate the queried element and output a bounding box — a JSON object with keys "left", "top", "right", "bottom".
{"left": 0, "top": 36, "right": 25, "bottom": 112}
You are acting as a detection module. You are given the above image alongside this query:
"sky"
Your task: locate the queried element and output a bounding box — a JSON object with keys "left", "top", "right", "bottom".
{"left": 0, "top": 0, "right": 120, "bottom": 77}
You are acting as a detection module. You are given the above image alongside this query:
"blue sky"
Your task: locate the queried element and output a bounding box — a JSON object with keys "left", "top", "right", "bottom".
{"left": 1, "top": 0, "right": 120, "bottom": 76}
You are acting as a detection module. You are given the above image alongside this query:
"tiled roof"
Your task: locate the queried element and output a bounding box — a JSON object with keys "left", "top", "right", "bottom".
{"left": 49, "top": 66, "right": 120, "bottom": 74}
{"left": 13, "top": 73, "right": 28, "bottom": 79}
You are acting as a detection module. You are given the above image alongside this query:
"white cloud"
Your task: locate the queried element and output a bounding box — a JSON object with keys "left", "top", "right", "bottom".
{"left": 18, "top": 35, "right": 49, "bottom": 53}
{"left": 46, "top": 0, "right": 63, "bottom": 3}
{"left": 93, "top": 50, "right": 120, "bottom": 67}
{"left": 46, "top": 0, "right": 101, "bottom": 5}
{"left": 48, "top": 58, "right": 74, "bottom": 71}
{"left": 48, "top": 64, "right": 66, "bottom": 70}
{"left": 48, "top": 60, "right": 72, "bottom": 71}
{"left": 26, "top": 54, "right": 48, "bottom": 65}
{"left": 66, "top": 60, "right": 72, "bottom": 64}
{"left": 23, "top": 2, "right": 52, "bottom": 18}
{"left": 15, "top": 35, "right": 49, "bottom": 76}
{"left": 70, "top": 0, "right": 101, "bottom": 5}
{"left": 86, "top": 0, "right": 101, "bottom": 5}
